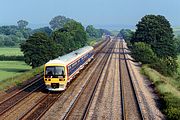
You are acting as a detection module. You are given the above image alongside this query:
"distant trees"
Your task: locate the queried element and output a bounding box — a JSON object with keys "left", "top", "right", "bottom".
{"left": 0, "top": 20, "right": 31, "bottom": 47}
{"left": 117, "top": 29, "right": 134, "bottom": 41}
{"left": 86, "top": 25, "right": 111, "bottom": 38}
{"left": 49, "top": 15, "right": 72, "bottom": 30}
{"left": 17, "top": 20, "right": 28, "bottom": 29}
{"left": 32, "top": 27, "right": 52, "bottom": 36}
{"left": 86, "top": 25, "right": 99, "bottom": 38}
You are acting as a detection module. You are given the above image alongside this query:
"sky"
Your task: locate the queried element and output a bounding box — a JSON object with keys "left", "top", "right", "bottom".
{"left": 0, "top": 0, "right": 180, "bottom": 30}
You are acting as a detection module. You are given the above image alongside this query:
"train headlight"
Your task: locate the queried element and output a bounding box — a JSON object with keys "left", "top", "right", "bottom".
{"left": 59, "top": 79, "right": 65, "bottom": 81}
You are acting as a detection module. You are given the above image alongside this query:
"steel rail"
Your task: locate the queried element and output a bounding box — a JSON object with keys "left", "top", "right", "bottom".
{"left": 62, "top": 41, "right": 115, "bottom": 120}
{"left": 0, "top": 76, "right": 44, "bottom": 116}
{"left": 120, "top": 39, "right": 144, "bottom": 120}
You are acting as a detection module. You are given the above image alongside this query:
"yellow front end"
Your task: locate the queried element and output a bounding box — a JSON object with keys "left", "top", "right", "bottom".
{"left": 44, "top": 64, "right": 67, "bottom": 91}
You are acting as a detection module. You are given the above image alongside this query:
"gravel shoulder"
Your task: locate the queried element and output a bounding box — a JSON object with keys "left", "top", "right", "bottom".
{"left": 124, "top": 42, "right": 165, "bottom": 120}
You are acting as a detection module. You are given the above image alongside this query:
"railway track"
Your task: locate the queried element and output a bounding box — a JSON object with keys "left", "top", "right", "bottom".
{"left": 62, "top": 41, "right": 115, "bottom": 120}
{"left": 8, "top": 38, "right": 111, "bottom": 120}
{"left": 119, "top": 39, "right": 144, "bottom": 120}
{"left": 0, "top": 75, "right": 44, "bottom": 116}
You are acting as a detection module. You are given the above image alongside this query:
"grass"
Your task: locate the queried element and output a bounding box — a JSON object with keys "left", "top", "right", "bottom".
{"left": 141, "top": 62, "right": 180, "bottom": 119}
{"left": 0, "top": 61, "right": 31, "bottom": 81}
{"left": 0, "top": 47, "right": 23, "bottom": 56}
{"left": 0, "top": 65, "right": 43, "bottom": 91}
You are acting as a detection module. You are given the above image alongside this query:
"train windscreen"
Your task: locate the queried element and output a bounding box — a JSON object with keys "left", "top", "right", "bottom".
{"left": 45, "top": 66, "right": 65, "bottom": 78}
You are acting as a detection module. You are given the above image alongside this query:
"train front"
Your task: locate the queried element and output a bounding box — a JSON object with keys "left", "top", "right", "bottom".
{"left": 44, "top": 61, "right": 67, "bottom": 91}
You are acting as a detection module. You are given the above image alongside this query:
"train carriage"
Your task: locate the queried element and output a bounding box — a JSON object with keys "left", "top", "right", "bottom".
{"left": 44, "top": 46, "right": 94, "bottom": 91}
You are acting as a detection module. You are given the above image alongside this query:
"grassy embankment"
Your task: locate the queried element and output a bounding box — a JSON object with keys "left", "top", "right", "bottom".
{"left": 0, "top": 48, "right": 44, "bottom": 91}
{"left": 141, "top": 55, "right": 180, "bottom": 119}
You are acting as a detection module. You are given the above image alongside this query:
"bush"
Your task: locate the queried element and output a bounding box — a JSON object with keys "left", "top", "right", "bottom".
{"left": 131, "top": 42, "right": 156, "bottom": 64}
{"left": 0, "top": 55, "right": 24, "bottom": 61}
{"left": 151, "top": 57, "right": 178, "bottom": 76}
{"left": 163, "top": 94, "right": 180, "bottom": 120}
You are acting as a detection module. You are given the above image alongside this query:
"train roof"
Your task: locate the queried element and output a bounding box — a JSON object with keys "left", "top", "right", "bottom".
{"left": 45, "top": 46, "right": 93, "bottom": 66}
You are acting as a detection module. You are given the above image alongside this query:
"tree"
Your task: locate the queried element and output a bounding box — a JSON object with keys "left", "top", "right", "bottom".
{"left": 131, "top": 42, "right": 156, "bottom": 64}
{"left": 86, "top": 25, "right": 101, "bottom": 38}
{"left": 99, "top": 29, "right": 111, "bottom": 36}
{"left": 134, "top": 15, "right": 176, "bottom": 58}
{"left": 52, "top": 20, "right": 87, "bottom": 54}
{"left": 32, "top": 26, "right": 52, "bottom": 36}
{"left": 117, "top": 29, "right": 134, "bottom": 41}
{"left": 17, "top": 20, "right": 28, "bottom": 29}
{"left": 49, "top": 15, "right": 72, "bottom": 30}
{"left": 20, "top": 32, "right": 60, "bottom": 68}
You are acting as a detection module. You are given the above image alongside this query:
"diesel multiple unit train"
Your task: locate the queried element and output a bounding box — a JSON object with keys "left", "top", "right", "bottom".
{"left": 44, "top": 46, "right": 94, "bottom": 91}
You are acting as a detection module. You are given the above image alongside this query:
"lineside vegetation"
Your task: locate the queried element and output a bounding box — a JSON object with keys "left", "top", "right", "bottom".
{"left": 117, "top": 14, "right": 180, "bottom": 119}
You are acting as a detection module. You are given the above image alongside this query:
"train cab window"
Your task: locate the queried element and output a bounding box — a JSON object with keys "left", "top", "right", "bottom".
{"left": 45, "top": 66, "right": 65, "bottom": 78}
{"left": 55, "top": 66, "right": 65, "bottom": 76}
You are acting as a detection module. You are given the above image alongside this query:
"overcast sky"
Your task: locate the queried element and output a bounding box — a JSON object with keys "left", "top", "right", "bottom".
{"left": 0, "top": 0, "right": 179, "bottom": 29}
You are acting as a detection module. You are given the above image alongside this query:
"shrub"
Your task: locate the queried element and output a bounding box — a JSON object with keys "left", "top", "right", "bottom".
{"left": 0, "top": 55, "right": 24, "bottom": 61}
{"left": 151, "top": 57, "right": 178, "bottom": 76}
{"left": 131, "top": 42, "right": 156, "bottom": 64}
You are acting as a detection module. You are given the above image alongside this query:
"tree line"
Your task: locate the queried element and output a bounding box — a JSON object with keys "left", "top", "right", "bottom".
{"left": 118, "top": 15, "right": 180, "bottom": 119}
{"left": 20, "top": 16, "right": 111, "bottom": 68}
{"left": 118, "top": 15, "right": 179, "bottom": 76}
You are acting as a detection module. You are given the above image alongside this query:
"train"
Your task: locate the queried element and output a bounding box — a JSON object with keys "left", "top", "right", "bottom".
{"left": 44, "top": 46, "right": 94, "bottom": 91}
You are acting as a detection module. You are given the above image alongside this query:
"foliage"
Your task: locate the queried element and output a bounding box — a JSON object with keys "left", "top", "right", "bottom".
{"left": 20, "top": 32, "right": 59, "bottom": 68}
{"left": 0, "top": 25, "right": 19, "bottom": 35}
{"left": 0, "top": 55, "right": 24, "bottom": 61}
{"left": 175, "top": 35, "right": 180, "bottom": 53}
{"left": 0, "top": 34, "right": 26, "bottom": 47}
{"left": 86, "top": 25, "right": 100, "bottom": 38}
{"left": 52, "top": 20, "right": 87, "bottom": 54}
{"left": 141, "top": 65, "right": 180, "bottom": 120}
{"left": 131, "top": 15, "right": 178, "bottom": 76}
{"left": 0, "top": 20, "right": 31, "bottom": 47}
{"left": 49, "top": 15, "right": 72, "bottom": 30}
{"left": 117, "top": 29, "right": 134, "bottom": 41}
{"left": 86, "top": 25, "right": 110, "bottom": 38}
{"left": 134, "top": 15, "right": 176, "bottom": 58}
{"left": 151, "top": 57, "right": 178, "bottom": 76}
{"left": 99, "top": 29, "right": 111, "bottom": 36}
{"left": 17, "top": 20, "right": 28, "bottom": 29}
{"left": 131, "top": 42, "right": 156, "bottom": 64}
{"left": 32, "top": 26, "right": 52, "bottom": 36}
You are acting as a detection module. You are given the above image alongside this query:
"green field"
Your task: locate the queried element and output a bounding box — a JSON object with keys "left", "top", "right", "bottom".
{"left": 0, "top": 61, "right": 31, "bottom": 81}
{"left": 0, "top": 48, "right": 23, "bottom": 56}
